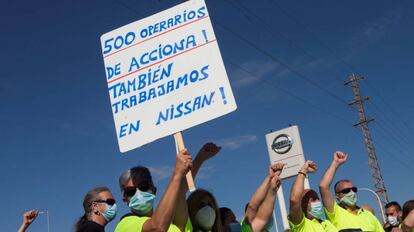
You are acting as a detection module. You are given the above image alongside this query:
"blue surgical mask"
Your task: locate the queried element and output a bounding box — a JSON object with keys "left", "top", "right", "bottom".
{"left": 229, "top": 222, "right": 241, "bottom": 232}
{"left": 309, "top": 201, "right": 326, "bottom": 221}
{"left": 339, "top": 191, "right": 357, "bottom": 207}
{"left": 128, "top": 190, "right": 155, "bottom": 215}
{"left": 102, "top": 203, "right": 117, "bottom": 222}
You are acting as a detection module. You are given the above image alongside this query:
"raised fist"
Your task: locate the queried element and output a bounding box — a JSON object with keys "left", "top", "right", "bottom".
{"left": 269, "top": 162, "right": 285, "bottom": 177}
{"left": 302, "top": 160, "right": 317, "bottom": 173}
{"left": 333, "top": 151, "right": 348, "bottom": 165}
{"left": 196, "top": 142, "right": 221, "bottom": 161}
{"left": 23, "top": 210, "right": 38, "bottom": 226}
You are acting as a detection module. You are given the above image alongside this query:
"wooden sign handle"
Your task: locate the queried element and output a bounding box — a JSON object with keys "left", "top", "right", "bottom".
{"left": 174, "top": 131, "right": 196, "bottom": 192}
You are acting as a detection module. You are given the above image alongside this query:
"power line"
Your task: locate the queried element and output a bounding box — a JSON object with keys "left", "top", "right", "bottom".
{"left": 370, "top": 122, "right": 414, "bottom": 163}
{"left": 224, "top": 0, "right": 346, "bottom": 84}
{"left": 227, "top": 60, "right": 353, "bottom": 125}
{"left": 367, "top": 101, "right": 413, "bottom": 148}
{"left": 212, "top": 18, "right": 349, "bottom": 106}
{"left": 365, "top": 79, "right": 413, "bottom": 133}
{"left": 270, "top": 0, "right": 359, "bottom": 73}
{"left": 373, "top": 141, "right": 412, "bottom": 176}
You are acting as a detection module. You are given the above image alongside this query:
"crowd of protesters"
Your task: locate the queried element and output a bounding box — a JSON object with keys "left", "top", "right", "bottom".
{"left": 19, "top": 145, "right": 414, "bottom": 232}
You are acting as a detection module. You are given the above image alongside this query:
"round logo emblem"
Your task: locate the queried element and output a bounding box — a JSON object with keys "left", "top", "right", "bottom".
{"left": 271, "top": 134, "right": 294, "bottom": 154}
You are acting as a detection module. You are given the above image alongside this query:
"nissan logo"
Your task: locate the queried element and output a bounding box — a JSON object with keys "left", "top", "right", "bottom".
{"left": 272, "top": 134, "right": 293, "bottom": 154}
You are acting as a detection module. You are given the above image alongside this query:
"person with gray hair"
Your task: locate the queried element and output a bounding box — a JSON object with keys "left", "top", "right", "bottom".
{"left": 115, "top": 149, "right": 192, "bottom": 232}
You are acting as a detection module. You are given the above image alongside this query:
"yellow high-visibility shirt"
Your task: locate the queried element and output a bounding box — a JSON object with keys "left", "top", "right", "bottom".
{"left": 325, "top": 203, "right": 384, "bottom": 232}
{"left": 114, "top": 215, "right": 182, "bottom": 232}
{"left": 288, "top": 213, "right": 338, "bottom": 232}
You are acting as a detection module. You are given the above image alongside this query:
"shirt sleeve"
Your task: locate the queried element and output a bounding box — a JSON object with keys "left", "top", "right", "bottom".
{"left": 325, "top": 202, "right": 340, "bottom": 223}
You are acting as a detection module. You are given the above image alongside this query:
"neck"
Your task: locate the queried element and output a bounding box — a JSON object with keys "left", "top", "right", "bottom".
{"left": 132, "top": 209, "right": 153, "bottom": 217}
{"left": 90, "top": 214, "right": 106, "bottom": 226}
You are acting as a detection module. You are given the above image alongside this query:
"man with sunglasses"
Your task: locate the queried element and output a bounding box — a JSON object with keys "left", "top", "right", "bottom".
{"left": 115, "top": 149, "right": 192, "bottom": 232}
{"left": 319, "top": 151, "right": 384, "bottom": 232}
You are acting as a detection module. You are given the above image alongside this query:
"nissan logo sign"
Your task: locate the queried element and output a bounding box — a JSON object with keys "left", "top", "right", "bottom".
{"left": 271, "top": 134, "right": 293, "bottom": 154}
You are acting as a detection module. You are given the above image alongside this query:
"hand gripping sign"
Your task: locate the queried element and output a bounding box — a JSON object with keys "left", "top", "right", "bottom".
{"left": 100, "top": 0, "right": 237, "bottom": 190}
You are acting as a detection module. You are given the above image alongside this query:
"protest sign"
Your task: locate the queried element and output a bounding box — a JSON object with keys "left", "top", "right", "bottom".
{"left": 265, "top": 125, "right": 305, "bottom": 179}
{"left": 101, "top": 0, "right": 237, "bottom": 153}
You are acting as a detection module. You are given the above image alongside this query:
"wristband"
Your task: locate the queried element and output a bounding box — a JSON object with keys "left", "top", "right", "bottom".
{"left": 298, "top": 171, "right": 307, "bottom": 177}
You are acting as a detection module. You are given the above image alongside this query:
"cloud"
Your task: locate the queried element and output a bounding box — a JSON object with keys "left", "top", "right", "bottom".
{"left": 217, "top": 134, "right": 258, "bottom": 150}
{"left": 228, "top": 60, "right": 285, "bottom": 88}
{"left": 197, "top": 165, "right": 216, "bottom": 180}
{"left": 362, "top": 10, "right": 401, "bottom": 39}
{"left": 148, "top": 165, "right": 173, "bottom": 181}
{"left": 350, "top": 7, "right": 403, "bottom": 52}
{"left": 148, "top": 164, "right": 216, "bottom": 181}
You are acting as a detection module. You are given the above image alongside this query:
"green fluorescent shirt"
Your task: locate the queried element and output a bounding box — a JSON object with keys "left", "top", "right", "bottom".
{"left": 240, "top": 218, "right": 252, "bottom": 232}
{"left": 325, "top": 203, "right": 384, "bottom": 232}
{"left": 398, "top": 223, "right": 414, "bottom": 232}
{"left": 114, "top": 215, "right": 182, "bottom": 232}
{"left": 288, "top": 213, "right": 338, "bottom": 232}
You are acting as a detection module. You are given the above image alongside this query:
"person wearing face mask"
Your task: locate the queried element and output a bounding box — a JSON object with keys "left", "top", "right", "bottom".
{"left": 241, "top": 163, "right": 284, "bottom": 232}
{"left": 75, "top": 186, "right": 117, "bottom": 232}
{"left": 288, "top": 160, "right": 337, "bottom": 232}
{"left": 187, "top": 189, "right": 223, "bottom": 232}
{"left": 384, "top": 201, "right": 402, "bottom": 231}
{"left": 319, "top": 151, "right": 384, "bottom": 232}
{"left": 220, "top": 207, "right": 241, "bottom": 232}
{"left": 115, "top": 149, "right": 192, "bottom": 232}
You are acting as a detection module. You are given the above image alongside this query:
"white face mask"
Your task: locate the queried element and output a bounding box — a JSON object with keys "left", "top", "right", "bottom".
{"left": 388, "top": 215, "right": 399, "bottom": 226}
{"left": 339, "top": 191, "right": 357, "bottom": 206}
{"left": 195, "top": 205, "right": 216, "bottom": 230}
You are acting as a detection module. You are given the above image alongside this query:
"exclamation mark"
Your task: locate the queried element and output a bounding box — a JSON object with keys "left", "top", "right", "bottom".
{"left": 202, "top": 29, "right": 208, "bottom": 43}
{"left": 219, "top": 87, "right": 227, "bottom": 105}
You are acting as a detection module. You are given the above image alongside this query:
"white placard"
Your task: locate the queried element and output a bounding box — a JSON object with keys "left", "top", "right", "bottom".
{"left": 265, "top": 125, "right": 305, "bottom": 179}
{"left": 100, "top": 0, "right": 237, "bottom": 152}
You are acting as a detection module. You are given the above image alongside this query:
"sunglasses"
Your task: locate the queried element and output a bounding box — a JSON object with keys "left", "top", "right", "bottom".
{"left": 123, "top": 180, "right": 155, "bottom": 197}
{"left": 337, "top": 187, "right": 358, "bottom": 194}
{"left": 123, "top": 187, "right": 139, "bottom": 198}
{"left": 95, "top": 198, "right": 116, "bottom": 206}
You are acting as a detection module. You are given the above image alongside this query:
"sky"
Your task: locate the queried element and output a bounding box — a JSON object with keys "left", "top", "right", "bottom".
{"left": 1, "top": 0, "right": 414, "bottom": 231}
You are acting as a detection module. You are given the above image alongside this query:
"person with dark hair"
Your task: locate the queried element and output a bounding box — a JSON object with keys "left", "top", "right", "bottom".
{"left": 75, "top": 186, "right": 117, "bottom": 232}
{"left": 384, "top": 201, "right": 402, "bottom": 231}
{"left": 18, "top": 210, "right": 39, "bottom": 232}
{"left": 220, "top": 207, "right": 240, "bottom": 232}
{"left": 181, "top": 143, "right": 223, "bottom": 232}
{"left": 188, "top": 189, "right": 224, "bottom": 232}
{"left": 115, "top": 149, "right": 192, "bottom": 232}
{"left": 402, "top": 201, "right": 414, "bottom": 222}
{"left": 288, "top": 160, "right": 337, "bottom": 232}
{"left": 319, "top": 151, "right": 384, "bottom": 231}
{"left": 400, "top": 200, "right": 414, "bottom": 232}
{"left": 240, "top": 163, "right": 284, "bottom": 232}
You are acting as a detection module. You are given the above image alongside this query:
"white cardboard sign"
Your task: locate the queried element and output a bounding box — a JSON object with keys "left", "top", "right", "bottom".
{"left": 100, "top": 0, "right": 237, "bottom": 152}
{"left": 265, "top": 125, "right": 305, "bottom": 179}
